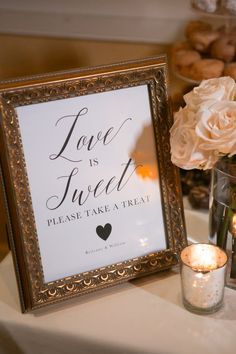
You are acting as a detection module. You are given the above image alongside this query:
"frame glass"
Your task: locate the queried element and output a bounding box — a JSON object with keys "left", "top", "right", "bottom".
{"left": 0, "top": 56, "right": 186, "bottom": 312}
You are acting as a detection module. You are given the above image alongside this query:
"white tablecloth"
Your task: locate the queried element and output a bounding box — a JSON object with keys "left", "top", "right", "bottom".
{"left": 0, "top": 209, "right": 235, "bottom": 354}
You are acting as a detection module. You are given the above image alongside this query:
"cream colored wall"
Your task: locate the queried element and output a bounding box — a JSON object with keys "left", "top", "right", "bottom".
{"left": 0, "top": 0, "right": 194, "bottom": 43}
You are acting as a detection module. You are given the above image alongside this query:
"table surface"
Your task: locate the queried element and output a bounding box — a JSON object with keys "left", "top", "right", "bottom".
{"left": 0, "top": 208, "right": 235, "bottom": 354}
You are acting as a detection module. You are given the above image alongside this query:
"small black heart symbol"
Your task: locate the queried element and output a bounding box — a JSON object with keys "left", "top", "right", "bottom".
{"left": 96, "top": 223, "right": 112, "bottom": 241}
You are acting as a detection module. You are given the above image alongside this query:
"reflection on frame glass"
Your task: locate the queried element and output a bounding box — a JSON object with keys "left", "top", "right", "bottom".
{"left": 0, "top": 56, "right": 186, "bottom": 312}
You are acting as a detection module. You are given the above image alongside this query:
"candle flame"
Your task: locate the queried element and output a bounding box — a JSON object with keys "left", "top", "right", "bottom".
{"left": 181, "top": 244, "right": 227, "bottom": 272}
{"left": 230, "top": 213, "right": 236, "bottom": 237}
{"left": 191, "top": 245, "right": 218, "bottom": 271}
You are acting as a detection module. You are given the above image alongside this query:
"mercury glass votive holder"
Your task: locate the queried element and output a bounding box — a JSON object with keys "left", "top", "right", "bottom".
{"left": 180, "top": 243, "right": 228, "bottom": 314}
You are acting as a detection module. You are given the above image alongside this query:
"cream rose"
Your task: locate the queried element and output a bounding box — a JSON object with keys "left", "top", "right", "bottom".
{"left": 184, "top": 77, "right": 236, "bottom": 111}
{"left": 195, "top": 100, "right": 236, "bottom": 156}
{"left": 170, "top": 107, "right": 216, "bottom": 169}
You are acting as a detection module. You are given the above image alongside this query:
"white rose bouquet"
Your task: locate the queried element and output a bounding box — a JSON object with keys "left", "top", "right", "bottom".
{"left": 171, "top": 77, "right": 236, "bottom": 283}
{"left": 170, "top": 77, "right": 236, "bottom": 170}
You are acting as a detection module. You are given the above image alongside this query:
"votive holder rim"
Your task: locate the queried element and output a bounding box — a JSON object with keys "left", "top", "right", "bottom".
{"left": 180, "top": 243, "right": 228, "bottom": 272}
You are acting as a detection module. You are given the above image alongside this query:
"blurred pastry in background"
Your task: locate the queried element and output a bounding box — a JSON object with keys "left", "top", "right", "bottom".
{"left": 174, "top": 49, "right": 201, "bottom": 68}
{"left": 185, "top": 20, "right": 212, "bottom": 37}
{"left": 210, "top": 35, "right": 235, "bottom": 62}
{"left": 187, "top": 24, "right": 219, "bottom": 52}
{"left": 224, "top": 62, "right": 236, "bottom": 79}
{"left": 189, "top": 58, "right": 224, "bottom": 80}
{"left": 172, "top": 19, "right": 236, "bottom": 82}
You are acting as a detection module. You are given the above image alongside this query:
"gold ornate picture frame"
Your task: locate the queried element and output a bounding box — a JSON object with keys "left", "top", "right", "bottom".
{"left": 0, "top": 56, "right": 186, "bottom": 312}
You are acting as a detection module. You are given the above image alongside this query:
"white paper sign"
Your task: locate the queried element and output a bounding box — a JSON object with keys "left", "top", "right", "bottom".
{"left": 17, "top": 84, "right": 166, "bottom": 282}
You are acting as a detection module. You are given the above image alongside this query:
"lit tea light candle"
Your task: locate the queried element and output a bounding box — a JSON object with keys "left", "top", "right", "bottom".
{"left": 180, "top": 243, "right": 228, "bottom": 314}
{"left": 230, "top": 213, "right": 236, "bottom": 236}
{"left": 230, "top": 213, "right": 236, "bottom": 279}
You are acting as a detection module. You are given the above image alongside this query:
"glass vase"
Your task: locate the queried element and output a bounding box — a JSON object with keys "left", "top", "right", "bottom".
{"left": 209, "top": 157, "right": 236, "bottom": 289}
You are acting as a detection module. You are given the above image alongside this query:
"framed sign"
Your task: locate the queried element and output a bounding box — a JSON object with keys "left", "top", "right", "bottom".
{"left": 0, "top": 56, "right": 186, "bottom": 312}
